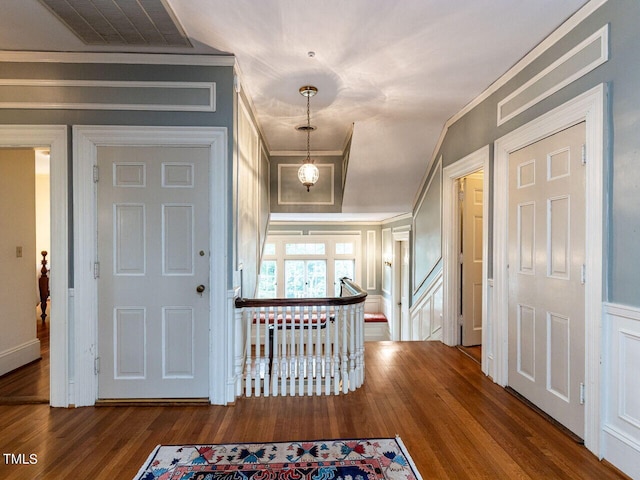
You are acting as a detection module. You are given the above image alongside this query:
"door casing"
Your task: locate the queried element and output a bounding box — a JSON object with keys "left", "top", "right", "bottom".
{"left": 442, "top": 146, "right": 490, "bottom": 370}
{"left": 493, "top": 84, "right": 605, "bottom": 455}
{"left": 73, "top": 126, "right": 228, "bottom": 406}
{"left": 0, "top": 126, "right": 68, "bottom": 407}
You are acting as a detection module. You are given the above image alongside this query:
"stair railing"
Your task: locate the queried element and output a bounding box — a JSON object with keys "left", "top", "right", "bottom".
{"left": 234, "top": 278, "right": 367, "bottom": 397}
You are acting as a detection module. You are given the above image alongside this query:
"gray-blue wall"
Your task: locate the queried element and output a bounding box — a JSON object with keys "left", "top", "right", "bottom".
{"left": 0, "top": 62, "right": 236, "bottom": 287}
{"left": 413, "top": 0, "right": 640, "bottom": 307}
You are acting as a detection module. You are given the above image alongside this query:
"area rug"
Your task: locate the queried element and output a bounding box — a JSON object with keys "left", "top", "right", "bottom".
{"left": 134, "top": 437, "right": 422, "bottom": 480}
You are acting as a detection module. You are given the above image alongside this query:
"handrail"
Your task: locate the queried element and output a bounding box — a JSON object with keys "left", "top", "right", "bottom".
{"left": 235, "top": 277, "right": 367, "bottom": 308}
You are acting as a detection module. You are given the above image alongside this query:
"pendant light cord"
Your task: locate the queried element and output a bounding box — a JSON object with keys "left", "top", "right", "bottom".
{"left": 306, "top": 93, "right": 311, "bottom": 163}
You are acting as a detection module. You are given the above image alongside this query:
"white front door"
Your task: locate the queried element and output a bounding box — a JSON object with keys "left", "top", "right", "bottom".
{"left": 97, "top": 146, "right": 210, "bottom": 399}
{"left": 461, "top": 172, "right": 483, "bottom": 346}
{"left": 508, "top": 122, "right": 586, "bottom": 437}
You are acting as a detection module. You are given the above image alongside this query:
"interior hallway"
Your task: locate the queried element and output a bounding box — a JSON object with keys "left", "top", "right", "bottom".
{"left": 0, "top": 341, "right": 627, "bottom": 479}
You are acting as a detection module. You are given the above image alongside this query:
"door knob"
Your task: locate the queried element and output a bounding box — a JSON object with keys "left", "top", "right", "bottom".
{"left": 196, "top": 285, "right": 206, "bottom": 295}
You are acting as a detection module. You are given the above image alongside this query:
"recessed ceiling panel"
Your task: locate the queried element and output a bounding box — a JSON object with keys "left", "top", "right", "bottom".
{"left": 38, "top": 0, "right": 191, "bottom": 46}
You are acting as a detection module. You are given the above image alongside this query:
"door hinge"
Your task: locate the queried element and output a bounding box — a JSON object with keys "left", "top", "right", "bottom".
{"left": 94, "top": 262, "right": 100, "bottom": 279}
{"left": 459, "top": 314, "right": 464, "bottom": 326}
{"left": 94, "top": 356, "right": 100, "bottom": 375}
{"left": 579, "top": 382, "right": 585, "bottom": 405}
{"left": 459, "top": 252, "right": 464, "bottom": 264}
{"left": 93, "top": 165, "right": 100, "bottom": 183}
{"left": 458, "top": 189, "right": 464, "bottom": 202}
{"left": 581, "top": 144, "right": 587, "bottom": 165}
{"left": 581, "top": 264, "right": 586, "bottom": 285}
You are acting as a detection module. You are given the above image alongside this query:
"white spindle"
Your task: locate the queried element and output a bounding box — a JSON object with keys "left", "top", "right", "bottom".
{"left": 349, "top": 303, "right": 356, "bottom": 391}
{"left": 244, "top": 308, "right": 252, "bottom": 397}
{"left": 270, "top": 306, "right": 279, "bottom": 397}
{"left": 357, "top": 303, "right": 365, "bottom": 387}
{"left": 324, "top": 306, "right": 333, "bottom": 396}
{"left": 289, "top": 306, "right": 296, "bottom": 395}
{"left": 315, "top": 306, "right": 323, "bottom": 395}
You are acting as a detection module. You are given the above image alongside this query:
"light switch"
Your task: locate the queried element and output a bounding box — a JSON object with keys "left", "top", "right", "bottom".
{"left": 16, "top": 246, "right": 22, "bottom": 258}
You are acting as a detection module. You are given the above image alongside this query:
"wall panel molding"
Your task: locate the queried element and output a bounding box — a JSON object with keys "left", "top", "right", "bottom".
{"left": 498, "top": 25, "right": 609, "bottom": 125}
{"left": 602, "top": 302, "right": 640, "bottom": 479}
{"left": 0, "top": 79, "right": 216, "bottom": 112}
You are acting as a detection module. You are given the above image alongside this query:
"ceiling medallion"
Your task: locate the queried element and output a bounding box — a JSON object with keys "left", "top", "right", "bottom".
{"left": 298, "top": 85, "right": 320, "bottom": 192}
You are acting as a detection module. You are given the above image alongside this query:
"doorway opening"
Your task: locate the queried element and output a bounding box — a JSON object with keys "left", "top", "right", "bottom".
{"left": 0, "top": 148, "right": 50, "bottom": 403}
{"left": 391, "top": 232, "right": 410, "bottom": 341}
{"left": 442, "top": 146, "right": 490, "bottom": 372}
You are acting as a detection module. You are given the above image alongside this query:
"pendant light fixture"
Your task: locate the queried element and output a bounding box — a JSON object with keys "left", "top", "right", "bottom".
{"left": 297, "top": 85, "right": 319, "bottom": 192}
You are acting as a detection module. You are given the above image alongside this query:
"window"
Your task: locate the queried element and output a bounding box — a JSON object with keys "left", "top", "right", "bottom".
{"left": 334, "top": 259, "right": 355, "bottom": 296}
{"left": 257, "top": 235, "right": 360, "bottom": 298}
{"left": 285, "top": 260, "right": 327, "bottom": 298}
{"left": 285, "top": 243, "right": 325, "bottom": 255}
{"left": 257, "top": 260, "right": 277, "bottom": 298}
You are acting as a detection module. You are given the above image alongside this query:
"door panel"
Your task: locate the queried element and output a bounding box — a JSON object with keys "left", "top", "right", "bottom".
{"left": 98, "top": 146, "right": 209, "bottom": 399}
{"left": 461, "top": 172, "right": 483, "bottom": 346}
{"left": 508, "top": 122, "right": 585, "bottom": 437}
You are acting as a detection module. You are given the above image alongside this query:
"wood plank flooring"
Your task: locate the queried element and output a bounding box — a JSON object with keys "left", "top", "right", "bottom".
{"left": 0, "top": 341, "right": 627, "bottom": 479}
{"left": 0, "top": 315, "right": 49, "bottom": 402}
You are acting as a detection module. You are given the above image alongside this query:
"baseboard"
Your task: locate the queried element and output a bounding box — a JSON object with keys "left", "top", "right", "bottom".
{"left": 0, "top": 339, "right": 41, "bottom": 377}
{"left": 602, "top": 425, "right": 640, "bottom": 479}
{"left": 95, "top": 398, "right": 210, "bottom": 407}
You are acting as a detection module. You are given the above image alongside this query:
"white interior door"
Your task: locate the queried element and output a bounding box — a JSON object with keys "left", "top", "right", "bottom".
{"left": 397, "top": 241, "right": 410, "bottom": 341}
{"left": 507, "top": 122, "right": 586, "bottom": 437}
{"left": 461, "top": 172, "right": 483, "bottom": 346}
{"left": 97, "top": 146, "right": 210, "bottom": 399}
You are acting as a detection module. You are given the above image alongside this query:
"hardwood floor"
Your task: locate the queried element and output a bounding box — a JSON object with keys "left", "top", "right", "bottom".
{"left": 0, "top": 312, "right": 49, "bottom": 402}
{"left": 0, "top": 341, "right": 627, "bottom": 479}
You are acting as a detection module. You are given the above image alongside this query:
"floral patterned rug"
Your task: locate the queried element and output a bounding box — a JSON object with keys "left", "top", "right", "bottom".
{"left": 134, "top": 437, "right": 422, "bottom": 480}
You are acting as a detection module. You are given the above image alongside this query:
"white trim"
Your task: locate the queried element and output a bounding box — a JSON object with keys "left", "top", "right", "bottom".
{"left": 0, "top": 339, "right": 41, "bottom": 377}
{"left": 497, "top": 25, "right": 609, "bottom": 125}
{"left": 0, "top": 125, "right": 69, "bottom": 407}
{"left": 366, "top": 230, "right": 377, "bottom": 291}
{"left": 442, "top": 146, "right": 490, "bottom": 352}
{"left": 381, "top": 228, "right": 392, "bottom": 295}
{"left": 382, "top": 213, "right": 413, "bottom": 225}
{"left": 412, "top": 0, "right": 608, "bottom": 209}
{"left": 602, "top": 302, "right": 640, "bottom": 478}
{"left": 270, "top": 150, "right": 344, "bottom": 157}
{"left": 0, "top": 51, "right": 236, "bottom": 66}
{"left": 72, "top": 125, "right": 229, "bottom": 406}
{"left": 493, "top": 84, "right": 605, "bottom": 455}
{"left": 0, "top": 79, "right": 216, "bottom": 112}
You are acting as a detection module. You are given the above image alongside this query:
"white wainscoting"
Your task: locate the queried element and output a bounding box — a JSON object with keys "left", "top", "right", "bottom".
{"left": 602, "top": 302, "right": 640, "bottom": 479}
{"left": 409, "top": 271, "right": 443, "bottom": 341}
{"left": 364, "top": 295, "right": 382, "bottom": 313}
{"left": 363, "top": 295, "right": 389, "bottom": 341}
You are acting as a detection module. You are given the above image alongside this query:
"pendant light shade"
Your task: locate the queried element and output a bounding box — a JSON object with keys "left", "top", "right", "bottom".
{"left": 298, "top": 162, "right": 320, "bottom": 191}
{"left": 298, "top": 85, "right": 319, "bottom": 192}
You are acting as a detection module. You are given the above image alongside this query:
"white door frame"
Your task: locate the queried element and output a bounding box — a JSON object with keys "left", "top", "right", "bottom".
{"left": 73, "top": 125, "right": 228, "bottom": 406}
{"left": 442, "top": 147, "right": 490, "bottom": 364}
{"left": 0, "top": 125, "right": 69, "bottom": 407}
{"left": 391, "top": 229, "right": 410, "bottom": 341}
{"left": 493, "top": 84, "right": 605, "bottom": 455}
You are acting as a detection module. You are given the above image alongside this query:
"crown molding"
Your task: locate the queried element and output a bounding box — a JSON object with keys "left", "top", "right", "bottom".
{"left": 270, "top": 150, "right": 343, "bottom": 157}
{"left": 0, "top": 50, "right": 236, "bottom": 66}
{"left": 412, "top": 0, "right": 608, "bottom": 209}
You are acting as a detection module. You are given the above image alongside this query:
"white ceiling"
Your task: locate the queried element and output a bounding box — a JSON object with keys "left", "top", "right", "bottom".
{"left": 1, "top": 0, "right": 588, "bottom": 220}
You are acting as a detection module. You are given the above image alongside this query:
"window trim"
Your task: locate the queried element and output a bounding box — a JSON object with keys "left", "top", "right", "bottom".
{"left": 259, "top": 234, "right": 361, "bottom": 298}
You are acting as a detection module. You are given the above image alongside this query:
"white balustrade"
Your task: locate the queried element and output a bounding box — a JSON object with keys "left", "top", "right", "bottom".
{"left": 235, "top": 280, "right": 366, "bottom": 398}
